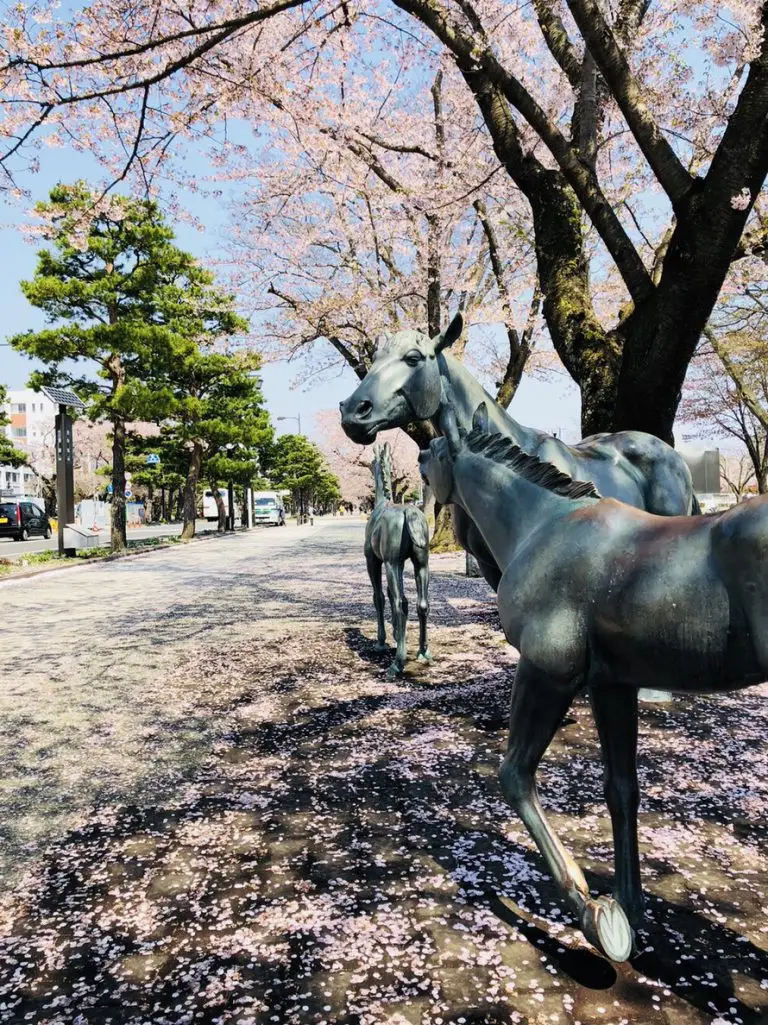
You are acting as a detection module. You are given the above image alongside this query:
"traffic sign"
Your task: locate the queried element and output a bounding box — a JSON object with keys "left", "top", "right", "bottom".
{"left": 106, "top": 483, "right": 113, "bottom": 494}
{"left": 125, "top": 471, "right": 132, "bottom": 481}
{"left": 146, "top": 453, "right": 161, "bottom": 465}
{"left": 125, "top": 488, "right": 133, "bottom": 499}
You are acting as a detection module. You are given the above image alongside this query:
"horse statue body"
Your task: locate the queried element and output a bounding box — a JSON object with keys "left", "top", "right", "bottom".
{"left": 418, "top": 403, "right": 768, "bottom": 963}
{"left": 364, "top": 443, "right": 431, "bottom": 678}
{"left": 340, "top": 313, "right": 697, "bottom": 592}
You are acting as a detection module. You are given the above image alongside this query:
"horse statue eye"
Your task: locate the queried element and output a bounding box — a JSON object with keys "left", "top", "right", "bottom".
{"left": 404, "top": 351, "right": 422, "bottom": 367}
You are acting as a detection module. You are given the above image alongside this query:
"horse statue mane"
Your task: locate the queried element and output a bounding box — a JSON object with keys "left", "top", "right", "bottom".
{"left": 464, "top": 426, "right": 603, "bottom": 501}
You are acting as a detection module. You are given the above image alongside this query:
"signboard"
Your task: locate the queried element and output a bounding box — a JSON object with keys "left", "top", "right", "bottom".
{"left": 106, "top": 483, "right": 113, "bottom": 494}
{"left": 125, "top": 488, "right": 133, "bottom": 499}
{"left": 146, "top": 453, "right": 161, "bottom": 465}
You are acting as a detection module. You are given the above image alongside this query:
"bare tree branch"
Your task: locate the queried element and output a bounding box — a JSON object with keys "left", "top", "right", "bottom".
{"left": 564, "top": 0, "right": 693, "bottom": 208}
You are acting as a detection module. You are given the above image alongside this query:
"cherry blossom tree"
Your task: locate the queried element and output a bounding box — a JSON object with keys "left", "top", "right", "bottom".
{"left": 1, "top": 0, "right": 767, "bottom": 442}
{"left": 683, "top": 278, "right": 768, "bottom": 492}
{"left": 315, "top": 409, "right": 421, "bottom": 507}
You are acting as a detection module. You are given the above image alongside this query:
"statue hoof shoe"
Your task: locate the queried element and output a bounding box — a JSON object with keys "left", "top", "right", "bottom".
{"left": 416, "top": 650, "right": 432, "bottom": 664}
{"left": 386, "top": 662, "right": 403, "bottom": 680}
{"left": 373, "top": 642, "right": 389, "bottom": 653}
{"left": 580, "top": 896, "right": 633, "bottom": 963}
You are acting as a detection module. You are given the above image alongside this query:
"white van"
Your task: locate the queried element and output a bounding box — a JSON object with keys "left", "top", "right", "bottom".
{"left": 252, "top": 490, "right": 286, "bottom": 526}
{"left": 203, "top": 488, "right": 240, "bottom": 523}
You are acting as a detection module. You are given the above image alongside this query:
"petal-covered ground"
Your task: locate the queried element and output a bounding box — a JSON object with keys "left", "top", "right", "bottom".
{"left": 1, "top": 525, "right": 767, "bottom": 1024}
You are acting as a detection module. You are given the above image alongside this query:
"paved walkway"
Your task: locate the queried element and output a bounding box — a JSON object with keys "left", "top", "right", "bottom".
{"left": 1, "top": 522, "right": 767, "bottom": 1025}
{"left": 0, "top": 520, "right": 370, "bottom": 882}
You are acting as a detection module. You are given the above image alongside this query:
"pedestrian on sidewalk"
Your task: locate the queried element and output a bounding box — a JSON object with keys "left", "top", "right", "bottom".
{"left": 308, "top": 505, "right": 315, "bottom": 526}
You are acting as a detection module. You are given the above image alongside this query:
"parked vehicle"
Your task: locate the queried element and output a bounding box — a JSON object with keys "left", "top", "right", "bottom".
{"left": 202, "top": 488, "right": 240, "bottom": 523}
{"left": 0, "top": 497, "right": 53, "bottom": 541}
{"left": 253, "top": 491, "right": 286, "bottom": 526}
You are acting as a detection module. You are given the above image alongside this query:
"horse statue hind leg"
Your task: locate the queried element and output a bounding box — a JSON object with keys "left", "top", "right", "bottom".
{"left": 499, "top": 658, "right": 635, "bottom": 962}
{"left": 405, "top": 505, "right": 432, "bottom": 664}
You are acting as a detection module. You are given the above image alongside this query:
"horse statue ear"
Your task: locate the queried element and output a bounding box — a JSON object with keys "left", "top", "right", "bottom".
{"left": 382, "top": 442, "right": 392, "bottom": 461}
{"left": 434, "top": 312, "right": 463, "bottom": 354}
{"left": 443, "top": 405, "right": 462, "bottom": 458}
{"left": 472, "top": 401, "right": 490, "bottom": 433}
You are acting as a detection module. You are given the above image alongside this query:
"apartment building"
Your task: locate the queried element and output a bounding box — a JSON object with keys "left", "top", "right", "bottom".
{"left": 1, "top": 388, "right": 57, "bottom": 495}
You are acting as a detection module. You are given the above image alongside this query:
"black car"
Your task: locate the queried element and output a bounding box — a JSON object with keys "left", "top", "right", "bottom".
{"left": 0, "top": 498, "right": 53, "bottom": 541}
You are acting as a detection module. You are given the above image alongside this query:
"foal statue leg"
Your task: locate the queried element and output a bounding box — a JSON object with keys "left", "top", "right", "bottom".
{"left": 413, "top": 553, "right": 431, "bottom": 663}
{"left": 499, "top": 659, "right": 633, "bottom": 962}
{"left": 590, "top": 685, "right": 643, "bottom": 927}
{"left": 385, "top": 561, "right": 408, "bottom": 678}
{"left": 366, "top": 552, "right": 387, "bottom": 651}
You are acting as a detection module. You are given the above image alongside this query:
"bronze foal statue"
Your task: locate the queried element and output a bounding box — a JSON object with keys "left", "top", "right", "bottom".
{"left": 419, "top": 403, "right": 768, "bottom": 963}
{"left": 364, "top": 443, "right": 431, "bottom": 678}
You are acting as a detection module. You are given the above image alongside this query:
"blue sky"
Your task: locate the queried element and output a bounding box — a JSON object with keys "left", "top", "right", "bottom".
{"left": 0, "top": 143, "right": 583, "bottom": 441}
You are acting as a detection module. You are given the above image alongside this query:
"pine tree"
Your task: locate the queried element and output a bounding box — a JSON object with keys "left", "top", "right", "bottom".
{"left": 9, "top": 182, "right": 245, "bottom": 551}
{"left": 0, "top": 384, "right": 27, "bottom": 471}
{"left": 160, "top": 349, "right": 273, "bottom": 538}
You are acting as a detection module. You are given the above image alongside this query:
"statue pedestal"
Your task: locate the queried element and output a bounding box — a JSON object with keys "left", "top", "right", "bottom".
{"left": 466, "top": 552, "right": 482, "bottom": 577}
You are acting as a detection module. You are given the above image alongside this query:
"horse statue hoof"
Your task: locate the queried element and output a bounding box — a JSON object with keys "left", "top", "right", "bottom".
{"left": 580, "top": 895, "right": 633, "bottom": 962}
{"left": 416, "top": 650, "right": 432, "bottom": 664}
{"left": 373, "top": 641, "right": 389, "bottom": 653}
{"left": 386, "top": 662, "right": 403, "bottom": 680}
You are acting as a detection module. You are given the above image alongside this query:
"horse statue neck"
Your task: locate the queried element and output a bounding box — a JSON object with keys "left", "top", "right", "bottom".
{"left": 373, "top": 459, "right": 391, "bottom": 506}
{"left": 436, "top": 353, "right": 546, "bottom": 450}
{"left": 451, "top": 449, "right": 582, "bottom": 570}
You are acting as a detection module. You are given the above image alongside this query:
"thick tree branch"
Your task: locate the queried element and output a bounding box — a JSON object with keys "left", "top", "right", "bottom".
{"left": 532, "top": 0, "right": 583, "bottom": 91}
{"left": 392, "top": 0, "right": 652, "bottom": 303}
{"left": 564, "top": 0, "right": 693, "bottom": 208}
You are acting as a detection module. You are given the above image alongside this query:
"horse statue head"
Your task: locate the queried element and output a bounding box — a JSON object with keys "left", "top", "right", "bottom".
{"left": 339, "top": 313, "right": 463, "bottom": 444}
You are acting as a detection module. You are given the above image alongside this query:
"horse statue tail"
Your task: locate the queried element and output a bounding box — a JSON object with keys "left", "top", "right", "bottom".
{"left": 404, "top": 505, "right": 430, "bottom": 552}
{"left": 691, "top": 492, "right": 702, "bottom": 515}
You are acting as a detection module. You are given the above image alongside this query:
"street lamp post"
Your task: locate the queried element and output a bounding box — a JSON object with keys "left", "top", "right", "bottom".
{"left": 42, "top": 387, "right": 86, "bottom": 557}
{"left": 276, "top": 415, "right": 304, "bottom": 524}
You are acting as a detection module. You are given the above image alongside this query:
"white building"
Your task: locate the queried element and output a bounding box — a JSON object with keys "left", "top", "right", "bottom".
{"left": 1, "top": 388, "right": 57, "bottom": 496}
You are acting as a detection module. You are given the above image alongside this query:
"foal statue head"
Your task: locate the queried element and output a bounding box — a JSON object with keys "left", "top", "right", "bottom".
{"left": 340, "top": 313, "right": 463, "bottom": 444}
{"left": 418, "top": 402, "right": 490, "bottom": 505}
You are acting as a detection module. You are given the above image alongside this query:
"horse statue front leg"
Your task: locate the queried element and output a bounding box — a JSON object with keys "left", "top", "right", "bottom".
{"left": 499, "top": 659, "right": 634, "bottom": 962}
{"left": 385, "top": 561, "right": 408, "bottom": 678}
{"left": 365, "top": 551, "right": 388, "bottom": 651}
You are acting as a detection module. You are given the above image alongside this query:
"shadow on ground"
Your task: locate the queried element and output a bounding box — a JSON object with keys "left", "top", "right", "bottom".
{"left": 0, "top": 606, "right": 767, "bottom": 1025}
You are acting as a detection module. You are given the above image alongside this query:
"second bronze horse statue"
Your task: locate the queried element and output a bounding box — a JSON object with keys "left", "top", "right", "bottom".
{"left": 365, "top": 442, "right": 431, "bottom": 678}
{"left": 419, "top": 403, "right": 768, "bottom": 962}
{"left": 340, "top": 313, "right": 698, "bottom": 593}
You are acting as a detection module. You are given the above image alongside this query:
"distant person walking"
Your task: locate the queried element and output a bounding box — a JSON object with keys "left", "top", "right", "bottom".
{"left": 308, "top": 505, "right": 315, "bottom": 526}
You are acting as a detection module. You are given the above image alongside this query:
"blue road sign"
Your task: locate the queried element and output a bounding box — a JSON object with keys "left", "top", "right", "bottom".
{"left": 146, "top": 453, "right": 160, "bottom": 465}
{"left": 125, "top": 488, "right": 133, "bottom": 499}
{"left": 106, "top": 483, "right": 113, "bottom": 494}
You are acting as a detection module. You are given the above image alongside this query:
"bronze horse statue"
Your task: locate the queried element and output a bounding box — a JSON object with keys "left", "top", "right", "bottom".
{"left": 418, "top": 403, "right": 768, "bottom": 962}
{"left": 340, "top": 313, "right": 698, "bottom": 592}
{"left": 365, "top": 443, "right": 431, "bottom": 678}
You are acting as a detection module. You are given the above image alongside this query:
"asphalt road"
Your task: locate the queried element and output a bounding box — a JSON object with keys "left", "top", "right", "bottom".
{"left": 0, "top": 518, "right": 217, "bottom": 559}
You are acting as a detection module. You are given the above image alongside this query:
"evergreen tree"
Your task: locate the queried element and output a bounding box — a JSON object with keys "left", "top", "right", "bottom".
{"left": 9, "top": 182, "right": 245, "bottom": 551}
{"left": 0, "top": 384, "right": 27, "bottom": 470}
{"left": 267, "top": 434, "right": 340, "bottom": 519}
{"left": 160, "top": 349, "right": 273, "bottom": 537}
